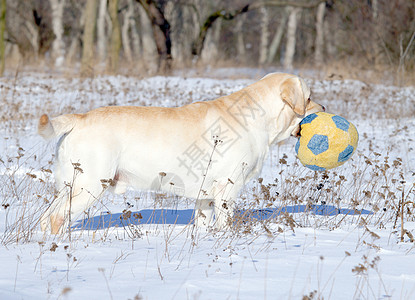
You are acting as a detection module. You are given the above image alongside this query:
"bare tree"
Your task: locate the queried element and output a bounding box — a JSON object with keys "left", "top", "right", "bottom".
{"left": 97, "top": 0, "right": 108, "bottom": 63}
{"left": 122, "top": 0, "right": 135, "bottom": 62}
{"left": 192, "top": 4, "right": 249, "bottom": 59}
{"left": 323, "top": 5, "right": 335, "bottom": 59}
{"left": 397, "top": 31, "right": 415, "bottom": 85}
{"left": 235, "top": 13, "right": 246, "bottom": 62}
{"left": 165, "top": 2, "right": 198, "bottom": 66}
{"left": 0, "top": 0, "right": 412, "bottom": 78}
{"left": 283, "top": 7, "right": 300, "bottom": 69}
{"left": 201, "top": 18, "right": 222, "bottom": 64}
{"left": 6, "top": 1, "right": 54, "bottom": 60}
{"left": 129, "top": 3, "right": 141, "bottom": 59}
{"left": 267, "top": 8, "right": 288, "bottom": 64}
{"left": 136, "top": 0, "right": 172, "bottom": 72}
{"left": 24, "top": 20, "right": 40, "bottom": 59}
{"left": 66, "top": 3, "right": 86, "bottom": 65}
{"left": 49, "top": 0, "right": 66, "bottom": 67}
{"left": 138, "top": 3, "right": 158, "bottom": 73}
{"left": 108, "top": 0, "right": 121, "bottom": 72}
{"left": 0, "top": 0, "right": 5, "bottom": 75}
{"left": 81, "top": 0, "right": 98, "bottom": 76}
{"left": 258, "top": 4, "right": 269, "bottom": 65}
{"left": 192, "top": 1, "right": 325, "bottom": 62}
{"left": 314, "top": 1, "right": 325, "bottom": 65}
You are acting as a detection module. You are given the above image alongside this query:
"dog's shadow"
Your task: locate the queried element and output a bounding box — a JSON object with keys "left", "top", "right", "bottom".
{"left": 72, "top": 205, "right": 372, "bottom": 231}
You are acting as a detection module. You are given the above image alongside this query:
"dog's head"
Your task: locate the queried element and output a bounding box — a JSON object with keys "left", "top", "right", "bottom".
{"left": 280, "top": 76, "right": 324, "bottom": 116}
{"left": 279, "top": 76, "right": 325, "bottom": 136}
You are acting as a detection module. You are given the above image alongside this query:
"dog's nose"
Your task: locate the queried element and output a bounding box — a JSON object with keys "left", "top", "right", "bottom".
{"left": 291, "top": 125, "right": 301, "bottom": 137}
{"left": 321, "top": 105, "right": 326, "bottom": 112}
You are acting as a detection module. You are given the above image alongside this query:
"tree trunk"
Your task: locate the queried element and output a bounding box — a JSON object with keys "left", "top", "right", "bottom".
{"left": 24, "top": 20, "right": 39, "bottom": 59}
{"left": 283, "top": 7, "right": 300, "bottom": 70}
{"left": 192, "top": 2, "right": 322, "bottom": 63}
{"left": 259, "top": 5, "right": 269, "bottom": 65}
{"left": 130, "top": 9, "right": 141, "bottom": 59}
{"left": 136, "top": 0, "right": 172, "bottom": 72}
{"left": 201, "top": 18, "right": 222, "bottom": 64}
{"left": 323, "top": 13, "right": 335, "bottom": 59}
{"left": 122, "top": 0, "right": 135, "bottom": 62}
{"left": 235, "top": 14, "right": 246, "bottom": 62}
{"left": 108, "top": 0, "right": 121, "bottom": 72}
{"left": 81, "top": 0, "right": 98, "bottom": 76}
{"left": 66, "top": 6, "right": 86, "bottom": 65}
{"left": 267, "top": 8, "right": 288, "bottom": 64}
{"left": 165, "top": 3, "right": 196, "bottom": 66}
{"left": 97, "top": 0, "right": 107, "bottom": 63}
{"left": 0, "top": 0, "right": 5, "bottom": 75}
{"left": 49, "top": 0, "right": 66, "bottom": 67}
{"left": 192, "top": 5, "right": 249, "bottom": 59}
{"left": 314, "top": 2, "right": 325, "bottom": 65}
{"left": 371, "top": 0, "right": 385, "bottom": 68}
{"left": 138, "top": 4, "right": 158, "bottom": 73}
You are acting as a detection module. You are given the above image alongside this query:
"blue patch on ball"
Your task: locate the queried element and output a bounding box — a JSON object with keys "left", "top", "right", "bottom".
{"left": 306, "top": 165, "right": 326, "bottom": 171}
{"left": 332, "top": 115, "right": 350, "bottom": 132}
{"left": 300, "top": 113, "right": 318, "bottom": 125}
{"left": 307, "top": 134, "right": 329, "bottom": 155}
{"left": 338, "top": 145, "right": 354, "bottom": 162}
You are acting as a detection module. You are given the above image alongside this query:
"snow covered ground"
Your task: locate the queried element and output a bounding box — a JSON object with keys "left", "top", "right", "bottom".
{"left": 1, "top": 69, "right": 415, "bottom": 299}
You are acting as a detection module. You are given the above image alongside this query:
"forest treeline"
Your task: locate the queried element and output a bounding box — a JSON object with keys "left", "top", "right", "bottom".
{"left": 0, "top": 0, "right": 414, "bottom": 81}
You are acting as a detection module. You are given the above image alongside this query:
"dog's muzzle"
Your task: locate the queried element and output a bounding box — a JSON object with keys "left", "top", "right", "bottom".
{"left": 291, "top": 124, "right": 301, "bottom": 137}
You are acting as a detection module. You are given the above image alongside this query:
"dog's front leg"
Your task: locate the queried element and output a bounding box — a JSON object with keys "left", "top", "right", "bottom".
{"left": 41, "top": 177, "right": 106, "bottom": 234}
{"left": 194, "top": 198, "right": 215, "bottom": 227}
{"left": 213, "top": 196, "right": 235, "bottom": 229}
{"left": 211, "top": 179, "right": 241, "bottom": 229}
{"left": 40, "top": 193, "right": 69, "bottom": 234}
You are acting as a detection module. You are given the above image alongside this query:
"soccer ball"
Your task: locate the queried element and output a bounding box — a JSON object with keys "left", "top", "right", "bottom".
{"left": 295, "top": 112, "right": 358, "bottom": 171}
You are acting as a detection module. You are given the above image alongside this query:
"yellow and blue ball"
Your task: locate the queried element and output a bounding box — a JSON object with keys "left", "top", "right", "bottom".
{"left": 295, "top": 112, "right": 358, "bottom": 171}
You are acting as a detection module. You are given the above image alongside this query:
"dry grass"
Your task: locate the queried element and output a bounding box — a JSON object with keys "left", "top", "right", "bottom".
{"left": 0, "top": 70, "right": 414, "bottom": 300}
{"left": 1, "top": 133, "right": 413, "bottom": 247}
{"left": 0, "top": 70, "right": 414, "bottom": 245}
{"left": 0, "top": 147, "right": 54, "bottom": 245}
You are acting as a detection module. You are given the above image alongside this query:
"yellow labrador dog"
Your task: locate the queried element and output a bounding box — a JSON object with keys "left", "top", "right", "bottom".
{"left": 38, "top": 73, "right": 324, "bottom": 233}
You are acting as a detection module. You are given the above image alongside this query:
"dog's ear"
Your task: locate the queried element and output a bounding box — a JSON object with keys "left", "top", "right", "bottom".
{"left": 280, "top": 77, "right": 306, "bottom": 115}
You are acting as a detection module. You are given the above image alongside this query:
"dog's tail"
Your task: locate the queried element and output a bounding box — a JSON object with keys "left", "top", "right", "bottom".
{"left": 38, "top": 114, "right": 81, "bottom": 140}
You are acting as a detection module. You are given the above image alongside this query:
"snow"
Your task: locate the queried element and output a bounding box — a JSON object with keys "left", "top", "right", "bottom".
{"left": 1, "top": 69, "right": 415, "bottom": 299}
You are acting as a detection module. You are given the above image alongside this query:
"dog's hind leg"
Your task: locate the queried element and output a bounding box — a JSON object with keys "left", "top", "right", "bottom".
{"left": 194, "top": 198, "right": 214, "bottom": 227}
